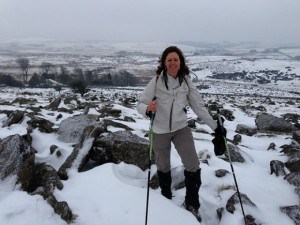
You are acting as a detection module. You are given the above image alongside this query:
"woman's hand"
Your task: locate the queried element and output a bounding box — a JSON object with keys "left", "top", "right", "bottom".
{"left": 147, "top": 100, "right": 157, "bottom": 113}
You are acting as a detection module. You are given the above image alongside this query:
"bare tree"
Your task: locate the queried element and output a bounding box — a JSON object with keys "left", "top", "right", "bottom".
{"left": 16, "top": 58, "right": 29, "bottom": 84}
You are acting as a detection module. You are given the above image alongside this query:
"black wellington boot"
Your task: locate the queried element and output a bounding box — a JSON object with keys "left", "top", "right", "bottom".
{"left": 157, "top": 170, "right": 172, "bottom": 199}
{"left": 184, "top": 169, "right": 202, "bottom": 222}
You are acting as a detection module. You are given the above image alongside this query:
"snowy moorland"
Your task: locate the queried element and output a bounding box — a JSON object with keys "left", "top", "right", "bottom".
{"left": 0, "top": 40, "right": 300, "bottom": 225}
{"left": 0, "top": 82, "right": 299, "bottom": 225}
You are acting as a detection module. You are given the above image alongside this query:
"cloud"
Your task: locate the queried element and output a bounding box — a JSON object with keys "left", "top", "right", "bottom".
{"left": 0, "top": 0, "right": 299, "bottom": 45}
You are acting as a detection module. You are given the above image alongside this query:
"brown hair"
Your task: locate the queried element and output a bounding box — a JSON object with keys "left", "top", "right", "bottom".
{"left": 156, "top": 46, "right": 189, "bottom": 84}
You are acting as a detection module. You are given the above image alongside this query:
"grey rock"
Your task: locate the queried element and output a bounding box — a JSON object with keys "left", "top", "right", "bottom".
{"left": 0, "top": 134, "right": 35, "bottom": 184}
{"left": 267, "top": 142, "right": 276, "bottom": 150}
{"left": 2, "top": 110, "right": 24, "bottom": 127}
{"left": 235, "top": 124, "right": 257, "bottom": 136}
{"left": 215, "top": 169, "right": 230, "bottom": 178}
{"left": 280, "top": 205, "right": 300, "bottom": 225}
{"left": 255, "top": 113, "right": 297, "bottom": 133}
{"left": 58, "top": 125, "right": 105, "bottom": 180}
{"left": 45, "top": 97, "right": 61, "bottom": 110}
{"left": 57, "top": 114, "right": 100, "bottom": 143}
{"left": 285, "top": 172, "right": 300, "bottom": 187}
{"left": 27, "top": 117, "right": 55, "bottom": 133}
{"left": 293, "top": 131, "right": 300, "bottom": 144}
{"left": 233, "top": 134, "right": 242, "bottom": 145}
{"left": 223, "top": 143, "right": 245, "bottom": 163}
{"left": 93, "top": 130, "right": 150, "bottom": 171}
{"left": 270, "top": 160, "right": 286, "bottom": 176}
{"left": 226, "top": 192, "right": 256, "bottom": 214}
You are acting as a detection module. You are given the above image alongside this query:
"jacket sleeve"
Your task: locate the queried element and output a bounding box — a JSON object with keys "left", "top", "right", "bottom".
{"left": 186, "top": 78, "right": 217, "bottom": 131}
{"left": 137, "top": 77, "right": 157, "bottom": 118}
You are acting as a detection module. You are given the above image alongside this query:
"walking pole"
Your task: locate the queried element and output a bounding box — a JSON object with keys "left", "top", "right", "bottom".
{"left": 217, "top": 110, "right": 247, "bottom": 225}
{"left": 145, "top": 111, "right": 155, "bottom": 225}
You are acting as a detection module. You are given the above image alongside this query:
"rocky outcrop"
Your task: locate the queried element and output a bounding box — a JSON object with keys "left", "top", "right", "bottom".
{"left": 223, "top": 143, "right": 246, "bottom": 163}
{"left": 235, "top": 124, "right": 257, "bottom": 136}
{"left": 58, "top": 125, "right": 105, "bottom": 179}
{"left": 0, "top": 134, "right": 35, "bottom": 187}
{"left": 270, "top": 160, "right": 286, "bottom": 176}
{"left": 280, "top": 205, "right": 300, "bottom": 225}
{"left": 27, "top": 116, "right": 55, "bottom": 133}
{"left": 25, "top": 163, "right": 75, "bottom": 223}
{"left": 226, "top": 192, "right": 256, "bottom": 214}
{"left": 45, "top": 97, "right": 61, "bottom": 110}
{"left": 57, "top": 114, "right": 100, "bottom": 143}
{"left": 217, "top": 192, "right": 257, "bottom": 224}
{"left": 98, "top": 104, "right": 122, "bottom": 118}
{"left": 255, "top": 113, "right": 297, "bottom": 133}
{"left": 293, "top": 131, "right": 300, "bottom": 144}
{"left": 2, "top": 110, "right": 24, "bottom": 127}
{"left": 91, "top": 130, "right": 150, "bottom": 171}
{"left": 285, "top": 172, "right": 300, "bottom": 187}
{"left": 233, "top": 134, "right": 242, "bottom": 145}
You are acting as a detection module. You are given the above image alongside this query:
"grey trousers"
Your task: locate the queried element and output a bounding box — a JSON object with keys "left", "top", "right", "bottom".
{"left": 153, "top": 126, "right": 200, "bottom": 173}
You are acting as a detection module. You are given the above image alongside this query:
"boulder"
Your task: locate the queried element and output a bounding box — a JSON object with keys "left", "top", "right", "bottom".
{"left": 57, "top": 114, "right": 100, "bottom": 143}
{"left": 293, "top": 131, "right": 300, "bottom": 144}
{"left": 226, "top": 192, "right": 256, "bottom": 214}
{"left": 233, "top": 134, "right": 242, "bottom": 145}
{"left": 45, "top": 97, "right": 61, "bottom": 110}
{"left": 11, "top": 97, "right": 37, "bottom": 105}
{"left": 282, "top": 113, "right": 300, "bottom": 123}
{"left": 235, "top": 124, "right": 257, "bottom": 136}
{"left": 285, "top": 172, "right": 300, "bottom": 187}
{"left": 98, "top": 104, "right": 122, "bottom": 118}
{"left": 92, "top": 130, "right": 150, "bottom": 171}
{"left": 267, "top": 142, "right": 276, "bottom": 151}
{"left": 255, "top": 113, "right": 297, "bottom": 133}
{"left": 2, "top": 110, "right": 24, "bottom": 127}
{"left": 270, "top": 160, "right": 286, "bottom": 176}
{"left": 27, "top": 163, "right": 63, "bottom": 195}
{"left": 222, "top": 143, "right": 245, "bottom": 163}
{"left": 285, "top": 160, "right": 300, "bottom": 173}
{"left": 0, "top": 134, "right": 35, "bottom": 188}
{"left": 27, "top": 116, "right": 55, "bottom": 133}
{"left": 215, "top": 169, "right": 230, "bottom": 178}
{"left": 280, "top": 205, "right": 300, "bottom": 225}
{"left": 58, "top": 125, "right": 105, "bottom": 180}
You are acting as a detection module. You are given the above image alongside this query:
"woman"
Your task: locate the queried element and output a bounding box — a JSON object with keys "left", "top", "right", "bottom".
{"left": 137, "top": 46, "right": 217, "bottom": 222}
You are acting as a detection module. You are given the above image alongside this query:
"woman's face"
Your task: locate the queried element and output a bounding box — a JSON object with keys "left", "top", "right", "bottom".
{"left": 165, "top": 52, "right": 180, "bottom": 77}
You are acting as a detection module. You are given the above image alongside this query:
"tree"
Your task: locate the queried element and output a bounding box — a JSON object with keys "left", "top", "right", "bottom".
{"left": 60, "top": 65, "right": 69, "bottom": 76}
{"left": 16, "top": 58, "right": 29, "bottom": 84}
{"left": 28, "top": 73, "right": 41, "bottom": 87}
{"left": 111, "top": 70, "right": 137, "bottom": 86}
{"left": 70, "top": 79, "right": 88, "bottom": 97}
{"left": 0, "top": 74, "right": 23, "bottom": 87}
{"left": 58, "top": 65, "right": 72, "bottom": 85}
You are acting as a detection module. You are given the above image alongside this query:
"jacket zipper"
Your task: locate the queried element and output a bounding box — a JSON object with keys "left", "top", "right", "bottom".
{"left": 169, "top": 99, "right": 174, "bottom": 131}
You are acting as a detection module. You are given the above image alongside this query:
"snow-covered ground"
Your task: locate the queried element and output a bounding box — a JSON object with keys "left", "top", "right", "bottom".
{"left": 0, "top": 40, "right": 299, "bottom": 225}
{"left": 0, "top": 84, "right": 299, "bottom": 225}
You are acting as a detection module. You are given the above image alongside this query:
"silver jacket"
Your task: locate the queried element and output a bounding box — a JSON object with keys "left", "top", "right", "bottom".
{"left": 137, "top": 74, "right": 217, "bottom": 134}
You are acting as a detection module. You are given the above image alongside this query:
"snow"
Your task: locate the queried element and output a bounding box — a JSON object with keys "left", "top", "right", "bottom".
{"left": 1, "top": 39, "right": 300, "bottom": 225}
{"left": 0, "top": 85, "right": 299, "bottom": 225}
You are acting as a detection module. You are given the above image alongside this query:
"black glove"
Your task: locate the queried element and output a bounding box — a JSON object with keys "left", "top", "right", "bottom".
{"left": 146, "top": 110, "right": 156, "bottom": 120}
{"left": 214, "top": 125, "right": 227, "bottom": 138}
{"left": 212, "top": 122, "right": 227, "bottom": 156}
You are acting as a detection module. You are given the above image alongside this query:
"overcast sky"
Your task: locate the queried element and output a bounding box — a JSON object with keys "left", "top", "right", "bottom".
{"left": 1, "top": 0, "right": 299, "bottom": 45}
